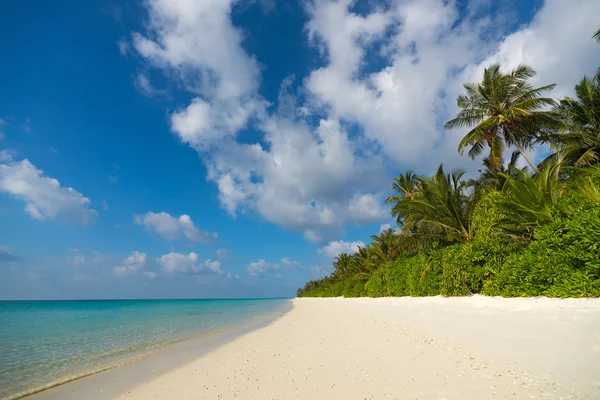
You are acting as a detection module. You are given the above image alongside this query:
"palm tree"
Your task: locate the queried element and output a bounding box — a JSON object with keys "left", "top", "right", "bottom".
{"left": 386, "top": 171, "right": 419, "bottom": 225}
{"left": 352, "top": 246, "right": 377, "bottom": 281}
{"left": 401, "top": 165, "right": 474, "bottom": 243}
{"left": 552, "top": 74, "right": 600, "bottom": 167}
{"left": 445, "top": 64, "right": 562, "bottom": 174}
{"left": 369, "top": 228, "right": 399, "bottom": 263}
{"left": 467, "top": 150, "right": 526, "bottom": 194}
{"left": 594, "top": 26, "right": 600, "bottom": 43}
{"left": 496, "top": 158, "right": 567, "bottom": 240}
{"left": 333, "top": 253, "right": 352, "bottom": 277}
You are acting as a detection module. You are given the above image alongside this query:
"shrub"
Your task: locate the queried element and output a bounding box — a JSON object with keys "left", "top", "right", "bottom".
{"left": 490, "top": 195, "right": 600, "bottom": 297}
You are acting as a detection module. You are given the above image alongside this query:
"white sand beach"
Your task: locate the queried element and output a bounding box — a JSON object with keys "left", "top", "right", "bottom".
{"left": 107, "top": 296, "right": 599, "bottom": 400}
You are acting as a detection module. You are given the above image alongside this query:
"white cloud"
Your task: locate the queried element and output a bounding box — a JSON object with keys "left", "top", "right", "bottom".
{"left": 304, "top": 0, "right": 600, "bottom": 171}
{"left": 117, "top": 38, "right": 129, "bottom": 55}
{"left": 113, "top": 251, "right": 148, "bottom": 276}
{"left": 379, "top": 223, "right": 392, "bottom": 233}
{"left": 128, "top": 0, "right": 600, "bottom": 241}
{"left": 247, "top": 259, "right": 280, "bottom": 277}
{"left": 0, "top": 157, "right": 97, "bottom": 224}
{"left": 281, "top": 257, "right": 304, "bottom": 269}
{"left": 347, "top": 193, "right": 388, "bottom": 225}
{"left": 143, "top": 271, "right": 158, "bottom": 279}
{"left": 205, "top": 117, "right": 387, "bottom": 238}
{"left": 157, "top": 252, "right": 224, "bottom": 275}
{"left": 132, "top": 0, "right": 266, "bottom": 147}
{"left": 319, "top": 240, "right": 365, "bottom": 259}
{"left": 303, "top": 229, "right": 324, "bottom": 244}
{"left": 216, "top": 248, "right": 229, "bottom": 260}
{"left": 134, "top": 212, "right": 218, "bottom": 243}
{"left": 134, "top": 73, "right": 164, "bottom": 97}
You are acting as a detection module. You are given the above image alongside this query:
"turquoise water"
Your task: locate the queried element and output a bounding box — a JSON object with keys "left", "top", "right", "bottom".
{"left": 0, "top": 299, "right": 287, "bottom": 399}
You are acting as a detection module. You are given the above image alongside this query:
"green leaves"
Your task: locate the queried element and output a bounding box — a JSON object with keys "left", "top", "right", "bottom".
{"left": 401, "top": 165, "right": 474, "bottom": 244}
{"left": 446, "top": 63, "right": 561, "bottom": 173}
{"left": 299, "top": 55, "right": 600, "bottom": 299}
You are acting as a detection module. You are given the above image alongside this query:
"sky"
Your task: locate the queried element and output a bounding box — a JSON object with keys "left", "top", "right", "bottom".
{"left": 1, "top": 0, "right": 599, "bottom": 300}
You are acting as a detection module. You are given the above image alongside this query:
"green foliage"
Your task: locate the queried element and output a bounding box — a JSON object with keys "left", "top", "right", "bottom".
{"left": 496, "top": 159, "right": 568, "bottom": 239}
{"left": 401, "top": 165, "right": 475, "bottom": 244}
{"left": 549, "top": 73, "right": 600, "bottom": 167}
{"left": 445, "top": 63, "right": 563, "bottom": 173}
{"left": 488, "top": 196, "right": 600, "bottom": 297}
{"left": 298, "top": 58, "right": 600, "bottom": 300}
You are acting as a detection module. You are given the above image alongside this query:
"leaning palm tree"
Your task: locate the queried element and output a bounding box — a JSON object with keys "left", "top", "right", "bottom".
{"left": 386, "top": 171, "right": 419, "bottom": 225}
{"left": 551, "top": 74, "right": 600, "bottom": 167}
{"left": 401, "top": 165, "right": 474, "bottom": 243}
{"left": 445, "top": 64, "right": 562, "bottom": 174}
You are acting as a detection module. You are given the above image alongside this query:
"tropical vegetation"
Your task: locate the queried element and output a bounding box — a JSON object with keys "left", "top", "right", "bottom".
{"left": 297, "top": 32, "right": 600, "bottom": 299}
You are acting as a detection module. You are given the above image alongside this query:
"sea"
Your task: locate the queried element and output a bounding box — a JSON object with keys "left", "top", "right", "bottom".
{"left": 0, "top": 298, "right": 288, "bottom": 400}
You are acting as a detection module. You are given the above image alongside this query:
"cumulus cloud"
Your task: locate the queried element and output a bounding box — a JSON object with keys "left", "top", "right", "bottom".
{"left": 247, "top": 259, "right": 280, "bottom": 277}
{"left": 281, "top": 257, "right": 304, "bottom": 269}
{"left": 205, "top": 117, "right": 387, "bottom": 238}
{"left": 134, "top": 212, "right": 218, "bottom": 243}
{"left": 129, "top": 0, "right": 600, "bottom": 241}
{"left": 113, "top": 251, "right": 148, "bottom": 276}
{"left": 0, "top": 156, "right": 97, "bottom": 224}
{"left": 318, "top": 240, "right": 365, "bottom": 259}
{"left": 157, "top": 252, "right": 224, "bottom": 275}
{"left": 132, "top": 0, "right": 266, "bottom": 147}
{"left": 305, "top": 0, "right": 600, "bottom": 171}
{"left": 347, "top": 193, "right": 388, "bottom": 225}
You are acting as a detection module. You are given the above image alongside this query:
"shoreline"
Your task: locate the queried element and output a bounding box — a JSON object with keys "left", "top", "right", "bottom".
{"left": 17, "top": 301, "right": 293, "bottom": 400}
{"left": 19, "top": 296, "right": 600, "bottom": 399}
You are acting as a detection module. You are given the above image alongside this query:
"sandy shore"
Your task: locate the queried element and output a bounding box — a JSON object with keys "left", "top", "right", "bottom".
{"left": 29, "top": 297, "right": 600, "bottom": 400}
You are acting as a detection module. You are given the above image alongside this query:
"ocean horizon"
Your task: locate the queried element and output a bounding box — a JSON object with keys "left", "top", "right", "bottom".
{"left": 0, "top": 298, "right": 289, "bottom": 400}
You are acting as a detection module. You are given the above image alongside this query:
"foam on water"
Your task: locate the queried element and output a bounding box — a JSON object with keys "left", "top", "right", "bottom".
{"left": 0, "top": 299, "right": 287, "bottom": 399}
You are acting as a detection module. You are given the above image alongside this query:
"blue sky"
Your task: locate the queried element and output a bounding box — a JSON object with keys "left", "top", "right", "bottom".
{"left": 1, "top": 0, "right": 599, "bottom": 299}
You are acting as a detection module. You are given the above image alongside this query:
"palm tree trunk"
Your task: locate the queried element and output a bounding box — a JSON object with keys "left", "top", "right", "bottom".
{"left": 506, "top": 130, "right": 541, "bottom": 174}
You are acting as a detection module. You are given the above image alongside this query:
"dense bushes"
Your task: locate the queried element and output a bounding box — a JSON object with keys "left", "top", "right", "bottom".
{"left": 300, "top": 196, "right": 600, "bottom": 299}
{"left": 488, "top": 196, "right": 600, "bottom": 297}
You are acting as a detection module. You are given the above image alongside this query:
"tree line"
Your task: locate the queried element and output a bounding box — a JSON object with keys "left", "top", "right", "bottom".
{"left": 297, "top": 29, "right": 600, "bottom": 298}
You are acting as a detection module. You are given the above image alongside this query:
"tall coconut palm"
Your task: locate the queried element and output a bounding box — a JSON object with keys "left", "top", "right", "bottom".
{"left": 552, "top": 74, "right": 600, "bottom": 167}
{"left": 386, "top": 171, "right": 419, "bottom": 225}
{"left": 445, "top": 64, "right": 562, "bottom": 174}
